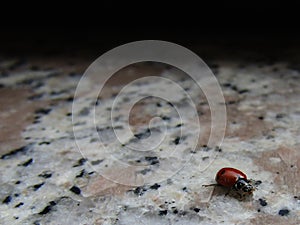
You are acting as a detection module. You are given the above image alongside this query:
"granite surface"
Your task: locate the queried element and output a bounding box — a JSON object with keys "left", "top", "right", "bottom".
{"left": 0, "top": 46, "right": 299, "bottom": 225}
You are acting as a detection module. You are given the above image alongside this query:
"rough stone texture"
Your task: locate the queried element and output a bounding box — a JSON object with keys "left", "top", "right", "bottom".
{"left": 0, "top": 46, "right": 300, "bottom": 225}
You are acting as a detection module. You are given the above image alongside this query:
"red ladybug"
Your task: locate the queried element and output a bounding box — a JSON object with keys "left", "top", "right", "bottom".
{"left": 203, "top": 167, "right": 256, "bottom": 197}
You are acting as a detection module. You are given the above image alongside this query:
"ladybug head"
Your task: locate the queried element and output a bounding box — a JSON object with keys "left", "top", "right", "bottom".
{"left": 234, "top": 178, "right": 255, "bottom": 194}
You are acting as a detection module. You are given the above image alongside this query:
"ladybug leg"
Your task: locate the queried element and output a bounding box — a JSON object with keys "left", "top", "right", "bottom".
{"left": 238, "top": 193, "right": 245, "bottom": 200}
{"left": 227, "top": 187, "right": 245, "bottom": 200}
{"left": 202, "top": 183, "right": 220, "bottom": 187}
{"left": 225, "top": 188, "right": 231, "bottom": 196}
{"left": 231, "top": 189, "right": 244, "bottom": 200}
{"left": 248, "top": 179, "right": 255, "bottom": 184}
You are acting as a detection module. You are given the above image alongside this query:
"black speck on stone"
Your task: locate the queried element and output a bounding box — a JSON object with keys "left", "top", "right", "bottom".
{"left": 95, "top": 98, "right": 101, "bottom": 106}
{"left": 91, "top": 159, "right": 104, "bottom": 165}
{"left": 70, "top": 186, "right": 81, "bottom": 195}
{"left": 1, "top": 145, "right": 30, "bottom": 159}
{"left": 150, "top": 183, "right": 160, "bottom": 190}
{"left": 202, "top": 145, "right": 211, "bottom": 151}
{"left": 173, "top": 137, "right": 180, "bottom": 145}
{"left": 66, "top": 112, "right": 72, "bottom": 116}
{"left": 14, "top": 202, "right": 24, "bottom": 208}
{"left": 145, "top": 156, "right": 159, "bottom": 165}
{"left": 140, "top": 168, "right": 151, "bottom": 175}
{"left": 278, "top": 208, "right": 289, "bottom": 216}
{"left": 96, "top": 126, "right": 111, "bottom": 132}
{"left": 182, "top": 187, "right": 187, "bottom": 192}
{"left": 133, "top": 187, "right": 142, "bottom": 195}
{"left": 19, "top": 158, "right": 33, "bottom": 167}
{"left": 276, "top": 113, "right": 285, "bottom": 119}
{"left": 68, "top": 71, "right": 77, "bottom": 76}
{"left": 76, "top": 169, "right": 85, "bottom": 178}
{"left": 175, "top": 123, "right": 183, "bottom": 128}
{"left": 193, "top": 208, "right": 200, "bottom": 213}
{"left": 38, "top": 141, "right": 50, "bottom": 145}
{"left": 231, "top": 85, "right": 238, "bottom": 91}
{"left": 254, "top": 180, "right": 262, "bottom": 186}
{"left": 33, "top": 182, "right": 45, "bottom": 191}
{"left": 134, "top": 129, "right": 150, "bottom": 140}
{"left": 35, "top": 108, "right": 52, "bottom": 115}
{"left": 215, "top": 146, "right": 222, "bottom": 152}
{"left": 66, "top": 97, "right": 74, "bottom": 102}
{"left": 122, "top": 97, "right": 130, "bottom": 102}
{"left": 73, "top": 158, "right": 87, "bottom": 167}
{"left": 222, "top": 82, "right": 232, "bottom": 87}
{"left": 50, "top": 90, "right": 65, "bottom": 96}
{"left": 15, "top": 180, "right": 21, "bottom": 184}
{"left": 259, "top": 198, "right": 268, "bottom": 207}
{"left": 133, "top": 186, "right": 147, "bottom": 196}
{"left": 78, "top": 107, "right": 90, "bottom": 116}
{"left": 227, "top": 100, "right": 237, "bottom": 105}
{"left": 258, "top": 116, "right": 264, "bottom": 120}
{"left": 159, "top": 210, "right": 168, "bottom": 216}
{"left": 33, "top": 120, "right": 40, "bottom": 124}
{"left": 49, "top": 201, "right": 56, "bottom": 206}
{"left": 114, "top": 125, "right": 123, "bottom": 130}
{"left": 38, "top": 201, "right": 56, "bottom": 215}
{"left": 161, "top": 115, "right": 171, "bottom": 121}
{"left": 167, "top": 102, "right": 174, "bottom": 107}
{"left": 2, "top": 195, "right": 12, "bottom": 204}
{"left": 38, "top": 171, "right": 52, "bottom": 179}
{"left": 28, "top": 93, "right": 44, "bottom": 100}
{"left": 167, "top": 179, "right": 173, "bottom": 184}
{"left": 238, "top": 89, "right": 249, "bottom": 94}
{"left": 34, "top": 115, "right": 41, "bottom": 120}
{"left": 156, "top": 102, "right": 162, "bottom": 107}
{"left": 18, "top": 78, "right": 34, "bottom": 85}
{"left": 190, "top": 149, "right": 196, "bottom": 154}
{"left": 32, "top": 81, "right": 44, "bottom": 89}
{"left": 179, "top": 211, "right": 187, "bottom": 216}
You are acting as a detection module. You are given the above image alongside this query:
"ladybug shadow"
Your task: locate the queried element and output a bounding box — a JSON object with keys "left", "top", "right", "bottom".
{"left": 210, "top": 186, "right": 254, "bottom": 202}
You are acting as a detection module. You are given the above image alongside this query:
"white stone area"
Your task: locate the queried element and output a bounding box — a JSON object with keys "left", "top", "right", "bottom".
{"left": 0, "top": 58, "right": 299, "bottom": 225}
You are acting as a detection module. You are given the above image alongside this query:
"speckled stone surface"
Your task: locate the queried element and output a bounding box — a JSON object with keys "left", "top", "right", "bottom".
{"left": 0, "top": 46, "right": 300, "bottom": 225}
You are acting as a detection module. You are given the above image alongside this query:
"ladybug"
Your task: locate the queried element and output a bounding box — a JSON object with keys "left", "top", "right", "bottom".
{"left": 203, "top": 167, "right": 256, "bottom": 198}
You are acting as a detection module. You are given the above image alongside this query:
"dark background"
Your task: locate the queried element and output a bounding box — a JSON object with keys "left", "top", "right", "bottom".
{"left": 1, "top": 2, "right": 299, "bottom": 58}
